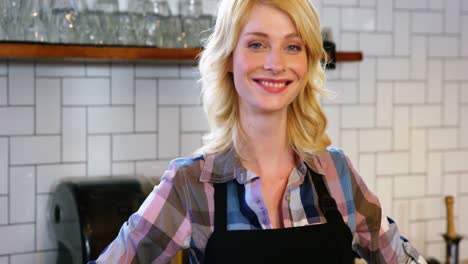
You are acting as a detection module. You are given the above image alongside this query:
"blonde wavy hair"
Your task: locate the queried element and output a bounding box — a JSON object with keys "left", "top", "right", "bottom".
{"left": 197, "top": 0, "right": 331, "bottom": 161}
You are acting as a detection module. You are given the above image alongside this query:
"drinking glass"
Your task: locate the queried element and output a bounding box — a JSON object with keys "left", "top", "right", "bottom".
{"left": 0, "top": 23, "right": 6, "bottom": 40}
{"left": 127, "top": 0, "right": 147, "bottom": 45}
{"left": 76, "top": 10, "right": 105, "bottom": 44}
{"left": 93, "top": 0, "right": 119, "bottom": 44}
{"left": 0, "top": 0, "right": 6, "bottom": 40}
{"left": 49, "top": 0, "right": 80, "bottom": 43}
{"left": 22, "top": 0, "right": 48, "bottom": 42}
{"left": 178, "top": 0, "right": 211, "bottom": 48}
{"left": 5, "top": 0, "right": 24, "bottom": 40}
{"left": 115, "top": 11, "right": 137, "bottom": 45}
{"left": 143, "top": 0, "right": 174, "bottom": 47}
{"left": 179, "top": 0, "right": 202, "bottom": 17}
{"left": 181, "top": 14, "right": 212, "bottom": 48}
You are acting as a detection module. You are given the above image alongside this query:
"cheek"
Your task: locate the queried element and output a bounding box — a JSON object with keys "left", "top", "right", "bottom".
{"left": 290, "top": 55, "right": 308, "bottom": 78}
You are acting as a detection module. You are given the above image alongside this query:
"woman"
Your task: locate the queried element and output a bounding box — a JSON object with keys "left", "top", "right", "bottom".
{"left": 93, "top": 0, "right": 426, "bottom": 263}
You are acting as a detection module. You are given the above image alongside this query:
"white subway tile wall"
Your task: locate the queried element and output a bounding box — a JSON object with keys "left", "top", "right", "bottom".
{"left": 36, "top": 79, "right": 61, "bottom": 134}
{"left": 0, "top": 0, "right": 467, "bottom": 262}
{"left": 0, "top": 77, "right": 7, "bottom": 105}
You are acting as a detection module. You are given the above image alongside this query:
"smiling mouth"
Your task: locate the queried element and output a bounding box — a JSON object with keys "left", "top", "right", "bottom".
{"left": 254, "top": 79, "right": 292, "bottom": 88}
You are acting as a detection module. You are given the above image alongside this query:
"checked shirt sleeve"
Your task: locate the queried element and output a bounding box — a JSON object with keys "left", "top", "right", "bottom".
{"left": 344, "top": 154, "right": 427, "bottom": 264}
{"left": 92, "top": 161, "right": 192, "bottom": 264}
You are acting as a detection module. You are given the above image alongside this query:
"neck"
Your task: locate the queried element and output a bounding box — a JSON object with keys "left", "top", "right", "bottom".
{"left": 237, "top": 107, "right": 293, "bottom": 178}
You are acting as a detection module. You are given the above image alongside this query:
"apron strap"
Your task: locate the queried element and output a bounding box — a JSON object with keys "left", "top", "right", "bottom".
{"left": 214, "top": 182, "right": 228, "bottom": 232}
{"left": 305, "top": 163, "right": 343, "bottom": 224}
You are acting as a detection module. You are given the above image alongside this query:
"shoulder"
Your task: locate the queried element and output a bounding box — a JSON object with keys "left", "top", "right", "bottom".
{"left": 162, "top": 155, "right": 205, "bottom": 185}
{"left": 314, "top": 147, "right": 348, "bottom": 166}
{"left": 316, "top": 147, "right": 353, "bottom": 176}
{"left": 326, "top": 147, "right": 346, "bottom": 159}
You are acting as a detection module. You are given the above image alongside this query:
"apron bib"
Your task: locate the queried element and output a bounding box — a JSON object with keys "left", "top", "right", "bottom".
{"left": 204, "top": 167, "right": 355, "bottom": 264}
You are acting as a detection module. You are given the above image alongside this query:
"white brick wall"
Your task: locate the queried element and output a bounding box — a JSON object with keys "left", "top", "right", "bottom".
{"left": 359, "top": 33, "right": 392, "bottom": 56}
{"left": 0, "top": 0, "right": 467, "bottom": 262}
{"left": 393, "top": 106, "right": 410, "bottom": 150}
{"left": 412, "top": 12, "right": 444, "bottom": 34}
{"left": 158, "top": 79, "right": 200, "bottom": 105}
{"left": 0, "top": 108, "right": 34, "bottom": 135}
{"left": 427, "top": 152, "right": 443, "bottom": 195}
{"left": 395, "top": 0, "right": 426, "bottom": 9}
{"left": 0, "top": 197, "right": 7, "bottom": 224}
{"left": 158, "top": 107, "right": 180, "bottom": 158}
{"left": 377, "top": 58, "right": 410, "bottom": 80}
{"left": 36, "top": 195, "right": 56, "bottom": 250}
{"left": 445, "top": 60, "right": 468, "bottom": 81}
{"left": 429, "top": 36, "right": 459, "bottom": 57}
{"left": 377, "top": 0, "right": 393, "bottom": 31}
{"left": 111, "top": 64, "right": 134, "bottom": 104}
{"left": 394, "top": 11, "right": 410, "bottom": 55}
{"left": 9, "top": 166, "right": 35, "bottom": 223}
{"left": 377, "top": 152, "right": 410, "bottom": 175}
{"left": 36, "top": 79, "right": 61, "bottom": 134}
{"left": 62, "top": 108, "right": 86, "bottom": 162}
{"left": 86, "top": 62, "right": 110, "bottom": 77}
{"left": 37, "top": 164, "right": 86, "bottom": 193}
{"left": 0, "top": 225, "right": 35, "bottom": 254}
{"left": 411, "top": 105, "right": 442, "bottom": 127}
{"left": 376, "top": 83, "right": 393, "bottom": 127}
{"left": 36, "top": 62, "right": 85, "bottom": 77}
{"left": 445, "top": 0, "right": 460, "bottom": 34}
{"left": 136, "top": 80, "right": 157, "bottom": 132}
{"left": 88, "top": 107, "right": 134, "bottom": 133}
{"left": 341, "top": 105, "right": 375, "bottom": 128}
{"left": 427, "top": 60, "right": 443, "bottom": 103}
{"left": 0, "top": 77, "right": 7, "bottom": 105}
{"left": 341, "top": 8, "right": 376, "bottom": 31}
{"left": 394, "top": 82, "right": 425, "bottom": 104}
{"left": 63, "top": 78, "right": 110, "bottom": 105}
{"left": 359, "top": 129, "right": 392, "bottom": 152}
{"left": 394, "top": 175, "right": 426, "bottom": 198}
{"left": 10, "top": 136, "right": 60, "bottom": 165}
{"left": 0, "top": 138, "right": 7, "bottom": 194}
{"left": 462, "top": 15, "right": 468, "bottom": 56}
{"left": 8, "top": 62, "right": 34, "bottom": 105}
{"left": 113, "top": 134, "right": 157, "bottom": 161}
{"left": 88, "top": 135, "right": 111, "bottom": 176}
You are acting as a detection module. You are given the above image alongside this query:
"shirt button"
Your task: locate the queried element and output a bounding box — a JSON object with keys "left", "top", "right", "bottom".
{"left": 285, "top": 195, "right": 290, "bottom": 202}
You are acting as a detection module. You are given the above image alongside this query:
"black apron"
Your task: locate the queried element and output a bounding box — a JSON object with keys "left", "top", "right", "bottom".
{"left": 203, "top": 166, "right": 354, "bottom": 264}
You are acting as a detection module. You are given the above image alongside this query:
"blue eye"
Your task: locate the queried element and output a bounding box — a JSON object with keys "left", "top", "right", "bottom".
{"left": 248, "top": 42, "right": 264, "bottom": 49}
{"left": 287, "top": 45, "right": 302, "bottom": 51}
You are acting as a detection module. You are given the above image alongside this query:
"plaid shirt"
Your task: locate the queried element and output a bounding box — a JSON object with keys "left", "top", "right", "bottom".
{"left": 94, "top": 147, "right": 426, "bottom": 264}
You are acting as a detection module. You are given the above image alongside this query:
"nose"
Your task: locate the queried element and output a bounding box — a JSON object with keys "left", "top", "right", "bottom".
{"left": 264, "top": 48, "right": 285, "bottom": 74}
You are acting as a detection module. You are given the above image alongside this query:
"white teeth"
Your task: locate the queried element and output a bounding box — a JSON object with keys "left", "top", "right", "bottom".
{"left": 260, "top": 81, "right": 286, "bottom": 88}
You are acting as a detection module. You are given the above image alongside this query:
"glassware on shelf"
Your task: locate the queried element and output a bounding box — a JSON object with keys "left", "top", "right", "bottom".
{"left": 115, "top": 11, "right": 137, "bottom": 45}
{"left": 179, "top": 0, "right": 203, "bottom": 17}
{"left": 179, "top": 0, "right": 212, "bottom": 48}
{"left": 144, "top": 0, "right": 183, "bottom": 48}
{"left": 92, "top": 0, "right": 119, "bottom": 44}
{"left": 48, "top": 0, "right": 81, "bottom": 43}
{"left": 127, "top": 0, "right": 147, "bottom": 45}
{"left": 0, "top": 23, "right": 6, "bottom": 41}
{"left": 22, "top": 0, "right": 48, "bottom": 42}
{"left": 180, "top": 14, "right": 211, "bottom": 48}
{"left": 4, "top": 0, "right": 24, "bottom": 40}
{"left": 0, "top": 0, "right": 6, "bottom": 40}
{"left": 76, "top": 9, "right": 105, "bottom": 44}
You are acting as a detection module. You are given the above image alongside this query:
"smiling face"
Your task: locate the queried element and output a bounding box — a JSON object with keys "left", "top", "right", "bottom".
{"left": 230, "top": 3, "right": 308, "bottom": 115}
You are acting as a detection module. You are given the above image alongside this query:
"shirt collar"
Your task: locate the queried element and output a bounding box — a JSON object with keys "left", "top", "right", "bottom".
{"left": 199, "top": 147, "right": 327, "bottom": 185}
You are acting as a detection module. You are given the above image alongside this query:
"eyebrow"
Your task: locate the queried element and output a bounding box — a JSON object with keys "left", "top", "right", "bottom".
{"left": 242, "top": 31, "right": 301, "bottom": 39}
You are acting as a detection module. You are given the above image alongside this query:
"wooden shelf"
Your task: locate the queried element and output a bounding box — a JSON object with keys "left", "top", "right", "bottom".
{"left": 0, "top": 41, "right": 362, "bottom": 63}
